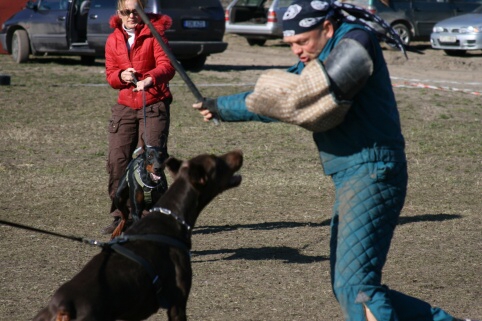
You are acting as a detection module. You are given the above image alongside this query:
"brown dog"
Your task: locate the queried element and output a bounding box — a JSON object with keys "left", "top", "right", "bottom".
{"left": 33, "top": 150, "right": 243, "bottom": 321}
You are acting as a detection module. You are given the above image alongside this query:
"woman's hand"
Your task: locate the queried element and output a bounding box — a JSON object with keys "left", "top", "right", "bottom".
{"left": 133, "top": 77, "right": 153, "bottom": 92}
{"left": 120, "top": 68, "right": 137, "bottom": 83}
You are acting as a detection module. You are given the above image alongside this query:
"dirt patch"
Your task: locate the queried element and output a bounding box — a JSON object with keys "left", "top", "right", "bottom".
{"left": 0, "top": 35, "right": 480, "bottom": 321}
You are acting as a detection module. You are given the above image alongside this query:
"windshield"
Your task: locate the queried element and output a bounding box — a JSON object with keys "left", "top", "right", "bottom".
{"left": 158, "top": 0, "right": 221, "bottom": 8}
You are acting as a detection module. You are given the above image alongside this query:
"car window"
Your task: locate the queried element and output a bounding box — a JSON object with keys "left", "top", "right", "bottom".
{"left": 341, "top": 0, "right": 390, "bottom": 8}
{"left": 235, "top": 0, "right": 265, "bottom": 6}
{"left": 91, "top": 0, "right": 116, "bottom": 9}
{"left": 278, "top": 0, "right": 293, "bottom": 7}
{"left": 39, "top": 0, "right": 67, "bottom": 10}
{"left": 453, "top": 0, "right": 482, "bottom": 2}
{"left": 160, "top": 0, "right": 222, "bottom": 8}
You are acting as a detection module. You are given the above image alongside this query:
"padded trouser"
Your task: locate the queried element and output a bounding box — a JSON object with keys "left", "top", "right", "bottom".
{"left": 330, "top": 161, "right": 455, "bottom": 321}
{"left": 107, "top": 101, "right": 170, "bottom": 216}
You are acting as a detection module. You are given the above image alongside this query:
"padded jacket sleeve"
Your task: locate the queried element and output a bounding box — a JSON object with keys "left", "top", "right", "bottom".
{"left": 216, "top": 92, "right": 277, "bottom": 123}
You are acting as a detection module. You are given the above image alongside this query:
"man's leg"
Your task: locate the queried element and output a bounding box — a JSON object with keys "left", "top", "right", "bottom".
{"left": 330, "top": 161, "right": 457, "bottom": 321}
{"left": 330, "top": 161, "right": 407, "bottom": 321}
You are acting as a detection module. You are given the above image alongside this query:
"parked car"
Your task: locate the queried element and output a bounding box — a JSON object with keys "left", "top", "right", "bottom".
{"left": 344, "top": 0, "right": 482, "bottom": 46}
{"left": 430, "top": 5, "right": 482, "bottom": 56}
{"left": 225, "top": 0, "right": 482, "bottom": 47}
{"left": 225, "top": 0, "right": 292, "bottom": 46}
{"left": 0, "top": 0, "right": 227, "bottom": 71}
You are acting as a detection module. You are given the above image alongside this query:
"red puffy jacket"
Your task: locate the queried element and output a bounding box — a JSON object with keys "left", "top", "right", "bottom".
{"left": 105, "top": 14, "right": 175, "bottom": 109}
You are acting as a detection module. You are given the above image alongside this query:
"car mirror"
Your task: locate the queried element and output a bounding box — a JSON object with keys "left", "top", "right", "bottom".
{"left": 26, "top": 0, "right": 38, "bottom": 10}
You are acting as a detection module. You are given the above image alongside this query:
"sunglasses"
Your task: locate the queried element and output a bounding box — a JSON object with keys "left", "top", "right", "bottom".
{"left": 118, "top": 9, "right": 139, "bottom": 16}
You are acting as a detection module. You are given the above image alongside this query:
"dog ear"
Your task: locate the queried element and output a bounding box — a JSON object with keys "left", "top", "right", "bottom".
{"left": 165, "top": 157, "right": 182, "bottom": 178}
{"left": 188, "top": 164, "right": 208, "bottom": 187}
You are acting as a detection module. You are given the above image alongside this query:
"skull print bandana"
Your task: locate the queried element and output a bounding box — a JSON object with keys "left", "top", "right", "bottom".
{"left": 282, "top": 0, "right": 407, "bottom": 58}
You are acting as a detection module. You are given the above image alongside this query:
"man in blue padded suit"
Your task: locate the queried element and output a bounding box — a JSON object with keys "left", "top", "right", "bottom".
{"left": 193, "top": 1, "right": 478, "bottom": 321}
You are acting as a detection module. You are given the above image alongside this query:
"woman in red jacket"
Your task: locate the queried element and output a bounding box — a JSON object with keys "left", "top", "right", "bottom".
{"left": 103, "top": 0, "right": 175, "bottom": 234}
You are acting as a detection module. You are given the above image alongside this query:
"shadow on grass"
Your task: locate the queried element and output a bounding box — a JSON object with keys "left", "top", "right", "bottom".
{"left": 192, "top": 214, "right": 460, "bottom": 263}
{"left": 194, "top": 213, "right": 461, "bottom": 235}
{"left": 194, "top": 219, "right": 331, "bottom": 235}
{"left": 398, "top": 213, "right": 462, "bottom": 225}
{"left": 192, "top": 246, "right": 328, "bottom": 264}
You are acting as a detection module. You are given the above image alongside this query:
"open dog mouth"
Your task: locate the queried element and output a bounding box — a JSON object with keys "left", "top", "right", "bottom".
{"left": 150, "top": 172, "right": 161, "bottom": 182}
{"left": 229, "top": 174, "right": 242, "bottom": 188}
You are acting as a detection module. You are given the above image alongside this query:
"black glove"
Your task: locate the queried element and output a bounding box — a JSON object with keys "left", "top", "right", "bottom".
{"left": 202, "top": 98, "right": 219, "bottom": 117}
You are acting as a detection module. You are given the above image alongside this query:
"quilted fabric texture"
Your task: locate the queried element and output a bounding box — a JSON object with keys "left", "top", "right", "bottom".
{"left": 330, "top": 161, "right": 407, "bottom": 320}
{"left": 246, "top": 60, "right": 351, "bottom": 132}
{"left": 329, "top": 161, "right": 456, "bottom": 321}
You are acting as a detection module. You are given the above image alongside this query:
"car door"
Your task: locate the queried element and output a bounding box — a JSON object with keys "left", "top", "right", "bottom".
{"left": 408, "top": 0, "right": 453, "bottom": 37}
{"left": 451, "top": 0, "right": 482, "bottom": 15}
{"left": 86, "top": 0, "right": 116, "bottom": 56}
{"left": 29, "top": 0, "right": 70, "bottom": 51}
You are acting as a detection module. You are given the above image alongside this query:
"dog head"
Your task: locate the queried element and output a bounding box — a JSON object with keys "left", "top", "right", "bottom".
{"left": 165, "top": 150, "right": 243, "bottom": 212}
{"left": 143, "top": 145, "right": 167, "bottom": 184}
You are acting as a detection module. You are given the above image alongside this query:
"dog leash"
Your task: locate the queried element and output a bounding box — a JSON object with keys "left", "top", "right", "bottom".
{"left": 131, "top": 74, "right": 149, "bottom": 145}
{"left": 0, "top": 219, "right": 106, "bottom": 247}
{"left": 0, "top": 219, "right": 190, "bottom": 252}
{"left": 1, "top": 218, "right": 189, "bottom": 307}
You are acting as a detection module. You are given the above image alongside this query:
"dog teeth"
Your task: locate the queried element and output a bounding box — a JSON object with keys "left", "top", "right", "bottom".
{"left": 150, "top": 173, "right": 161, "bottom": 181}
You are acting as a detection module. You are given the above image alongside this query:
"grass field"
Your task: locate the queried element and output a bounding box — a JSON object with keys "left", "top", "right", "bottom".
{"left": 0, "top": 51, "right": 481, "bottom": 320}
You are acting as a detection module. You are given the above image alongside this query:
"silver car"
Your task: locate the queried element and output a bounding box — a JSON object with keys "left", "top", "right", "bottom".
{"left": 225, "top": 0, "right": 292, "bottom": 46}
{"left": 430, "top": 5, "right": 482, "bottom": 56}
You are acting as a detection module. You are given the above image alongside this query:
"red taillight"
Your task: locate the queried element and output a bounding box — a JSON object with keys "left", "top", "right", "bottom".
{"left": 267, "top": 10, "right": 277, "bottom": 23}
{"left": 225, "top": 9, "right": 229, "bottom": 22}
{"left": 367, "top": 6, "right": 377, "bottom": 14}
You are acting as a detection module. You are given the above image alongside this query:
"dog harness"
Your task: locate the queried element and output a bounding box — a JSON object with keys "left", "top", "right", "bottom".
{"left": 126, "top": 158, "right": 167, "bottom": 205}
{"left": 107, "top": 207, "right": 191, "bottom": 310}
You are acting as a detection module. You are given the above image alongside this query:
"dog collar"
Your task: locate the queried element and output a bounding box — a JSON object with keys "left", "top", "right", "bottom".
{"left": 149, "top": 207, "right": 192, "bottom": 231}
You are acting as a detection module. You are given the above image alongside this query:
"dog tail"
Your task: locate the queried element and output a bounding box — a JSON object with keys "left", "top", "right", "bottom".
{"left": 111, "top": 218, "right": 126, "bottom": 239}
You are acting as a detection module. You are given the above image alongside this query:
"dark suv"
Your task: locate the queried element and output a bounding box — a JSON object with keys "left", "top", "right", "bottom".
{"left": 0, "top": 0, "right": 227, "bottom": 70}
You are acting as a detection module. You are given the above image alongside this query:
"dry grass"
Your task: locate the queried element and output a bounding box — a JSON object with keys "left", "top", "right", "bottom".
{"left": 0, "top": 50, "right": 480, "bottom": 320}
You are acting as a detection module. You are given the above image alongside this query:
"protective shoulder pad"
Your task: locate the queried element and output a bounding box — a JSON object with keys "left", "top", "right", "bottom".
{"left": 324, "top": 38, "right": 374, "bottom": 100}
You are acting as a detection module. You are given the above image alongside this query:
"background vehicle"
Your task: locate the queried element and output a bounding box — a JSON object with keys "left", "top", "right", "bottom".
{"left": 225, "top": 0, "right": 292, "bottom": 46}
{"left": 430, "top": 5, "right": 482, "bottom": 56}
{"left": 345, "top": 0, "right": 482, "bottom": 46}
{"left": 225, "top": 0, "right": 482, "bottom": 47}
{"left": 0, "top": 0, "right": 227, "bottom": 70}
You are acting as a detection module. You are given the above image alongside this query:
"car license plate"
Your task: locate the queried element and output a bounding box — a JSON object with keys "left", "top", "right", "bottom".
{"left": 183, "top": 20, "right": 207, "bottom": 28}
{"left": 439, "top": 36, "right": 456, "bottom": 43}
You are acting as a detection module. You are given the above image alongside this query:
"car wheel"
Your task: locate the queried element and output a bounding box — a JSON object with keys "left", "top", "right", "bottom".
{"left": 391, "top": 23, "right": 411, "bottom": 46}
{"left": 247, "top": 38, "right": 266, "bottom": 46}
{"left": 444, "top": 50, "right": 467, "bottom": 57}
{"left": 179, "top": 55, "right": 207, "bottom": 72}
{"left": 80, "top": 55, "right": 96, "bottom": 65}
{"left": 11, "top": 29, "right": 30, "bottom": 63}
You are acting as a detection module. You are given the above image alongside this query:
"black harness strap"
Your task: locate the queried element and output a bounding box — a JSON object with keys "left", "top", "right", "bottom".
{"left": 108, "top": 234, "right": 190, "bottom": 309}
{"left": 1, "top": 215, "right": 190, "bottom": 309}
{"left": 117, "top": 234, "right": 190, "bottom": 253}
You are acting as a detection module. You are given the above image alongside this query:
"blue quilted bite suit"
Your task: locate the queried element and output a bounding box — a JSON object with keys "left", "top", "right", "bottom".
{"left": 212, "top": 22, "right": 457, "bottom": 321}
